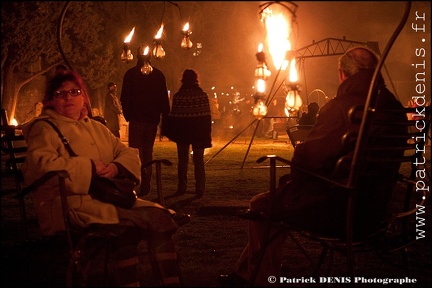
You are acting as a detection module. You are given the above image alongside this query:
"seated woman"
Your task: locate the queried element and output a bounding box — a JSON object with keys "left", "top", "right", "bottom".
{"left": 21, "top": 70, "right": 182, "bottom": 287}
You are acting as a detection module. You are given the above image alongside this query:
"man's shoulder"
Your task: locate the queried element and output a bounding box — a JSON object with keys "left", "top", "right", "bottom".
{"left": 124, "top": 66, "right": 139, "bottom": 75}
{"left": 150, "top": 67, "right": 166, "bottom": 76}
{"left": 152, "top": 66, "right": 163, "bottom": 72}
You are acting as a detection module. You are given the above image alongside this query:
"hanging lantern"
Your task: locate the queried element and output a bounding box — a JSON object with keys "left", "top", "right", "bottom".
{"left": 254, "top": 43, "right": 271, "bottom": 79}
{"left": 138, "top": 46, "right": 153, "bottom": 75}
{"left": 121, "top": 27, "right": 135, "bottom": 63}
{"left": 285, "top": 90, "right": 302, "bottom": 111}
{"left": 152, "top": 25, "right": 166, "bottom": 59}
{"left": 181, "top": 22, "right": 193, "bottom": 49}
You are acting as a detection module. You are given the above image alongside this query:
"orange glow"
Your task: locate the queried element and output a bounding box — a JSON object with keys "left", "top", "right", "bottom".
{"left": 155, "top": 24, "right": 164, "bottom": 39}
{"left": 286, "top": 90, "right": 302, "bottom": 110}
{"left": 256, "top": 79, "right": 266, "bottom": 93}
{"left": 143, "top": 46, "right": 150, "bottom": 55}
{"left": 182, "top": 22, "right": 190, "bottom": 32}
{"left": 262, "top": 8, "right": 292, "bottom": 71}
{"left": 124, "top": 27, "right": 135, "bottom": 43}
{"left": 289, "top": 59, "right": 298, "bottom": 82}
{"left": 10, "top": 118, "right": 18, "bottom": 126}
{"left": 258, "top": 43, "right": 263, "bottom": 52}
{"left": 253, "top": 100, "right": 268, "bottom": 120}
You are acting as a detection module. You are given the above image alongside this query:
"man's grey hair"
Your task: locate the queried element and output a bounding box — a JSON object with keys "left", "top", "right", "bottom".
{"left": 338, "top": 47, "right": 379, "bottom": 77}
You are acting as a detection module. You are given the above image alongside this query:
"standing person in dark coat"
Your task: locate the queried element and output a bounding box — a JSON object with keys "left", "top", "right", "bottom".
{"left": 120, "top": 55, "right": 170, "bottom": 196}
{"left": 218, "top": 47, "right": 406, "bottom": 286}
{"left": 163, "top": 69, "right": 212, "bottom": 197}
{"left": 104, "top": 82, "right": 122, "bottom": 137}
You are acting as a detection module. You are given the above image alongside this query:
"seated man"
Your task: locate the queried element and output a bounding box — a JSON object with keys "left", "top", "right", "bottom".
{"left": 218, "top": 46, "right": 405, "bottom": 286}
{"left": 298, "top": 101, "right": 319, "bottom": 125}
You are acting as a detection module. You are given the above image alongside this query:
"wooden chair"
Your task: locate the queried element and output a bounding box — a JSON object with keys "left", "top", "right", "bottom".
{"left": 239, "top": 104, "right": 431, "bottom": 286}
{"left": 143, "top": 159, "right": 173, "bottom": 206}
{"left": 5, "top": 153, "right": 181, "bottom": 286}
{"left": 1, "top": 109, "right": 29, "bottom": 239}
{"left": 1, "top": 108, "right": 9, "bottom": 126}
{"left": 286, "top": 124, "right": 313, "bottom": 148}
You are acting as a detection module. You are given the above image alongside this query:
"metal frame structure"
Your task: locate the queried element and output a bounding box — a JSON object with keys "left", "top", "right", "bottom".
{"left": 207, "top": 37, "right": 392, "bottom": 168}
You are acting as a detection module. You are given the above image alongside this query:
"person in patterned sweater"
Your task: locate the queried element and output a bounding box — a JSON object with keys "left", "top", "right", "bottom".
{"left": 162, "top": 69, "right": 212, "bottom": 197}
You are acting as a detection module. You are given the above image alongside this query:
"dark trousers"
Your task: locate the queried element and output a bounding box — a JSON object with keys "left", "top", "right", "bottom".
{"left": 176, "top": 143, "right": 205, "bottom": 194}
{"left": 128, "top": 120, "right": 158, "bottom": 195}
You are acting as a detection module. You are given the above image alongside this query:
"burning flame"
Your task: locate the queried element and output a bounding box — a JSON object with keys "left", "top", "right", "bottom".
{"left": 289, "top": 59, "right": 298, "bottom": 82}
{"left": 258, "top": 43, "right": 263, "bottom": 53}
{"left": 182, "top": 22, "right": 190, "bottom": 32}
{"left": 256, "top": 79, "right": 266, "bottom": 93}
{"left": 253, "top": 100, "right": 268, "bottom": 120}
{"left": 263, "top": 8, "right": 292, "bottom": 71}
{"left": 124, "top": 27, "right": 135, "bottom": 43}
{"left": 286, "top": 90, "right": 302, "bottom": 108}
{"left": 155, "top": 24, "right": 164, "bottom": 39}
{"left": 143, "top": 46, "right": 150, "bottom": 55}
{"left": 10, "top": 118, "right": 18, "bottom": 126}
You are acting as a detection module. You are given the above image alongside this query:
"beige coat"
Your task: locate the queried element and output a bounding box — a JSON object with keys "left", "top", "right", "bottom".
{"left": 22, "top": 108, "right": 143, "bottom": 235}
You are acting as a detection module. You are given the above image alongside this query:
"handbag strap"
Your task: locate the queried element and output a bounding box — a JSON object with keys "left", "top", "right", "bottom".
{"left": 40, "top": 119, "right": 78, "bottom": 157}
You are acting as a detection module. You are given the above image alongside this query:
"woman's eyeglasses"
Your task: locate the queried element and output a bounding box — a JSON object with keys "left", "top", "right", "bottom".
{"left": 53, "top": 89, "right": 82, "bottom": 99}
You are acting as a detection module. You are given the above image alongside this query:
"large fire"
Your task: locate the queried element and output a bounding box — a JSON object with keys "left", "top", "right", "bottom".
{"left": 261, "top": 6, "right": 301, "bottom": 114}
{"left": 262, "top": 8, "right": 293, "bottom": 71}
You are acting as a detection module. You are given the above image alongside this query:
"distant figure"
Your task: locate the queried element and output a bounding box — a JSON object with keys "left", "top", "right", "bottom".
{"left": 210, "top": 97, "right": 222, "bottom": 137}
{"left": 104, "top": 82, "right": 122, "bottom": 137}
{"left": 298, "top": 101, "right": 320, "bottom": 125}
{"left": 120, "top": 50, "right": 170, "bottom": 196}
{"left": 25, "top": 101, "right": 43, "bottom": 122}
{"left": 264, "top": 98, "right": 282, "bottom": 137}
{"left": 163, "top": 69, "right": 212, "bottom": 197}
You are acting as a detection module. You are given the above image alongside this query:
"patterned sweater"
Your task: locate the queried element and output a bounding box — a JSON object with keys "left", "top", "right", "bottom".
{"left": 163, "top": 85, "right": 212, "bottom": 148}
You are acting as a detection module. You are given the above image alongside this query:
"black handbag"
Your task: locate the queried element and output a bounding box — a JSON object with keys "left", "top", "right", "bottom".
{"left": 41, "top": 119, "right": 137, "bottom": 209}
{"left": 89, "top": 177, "right": 137, "bottom": 209}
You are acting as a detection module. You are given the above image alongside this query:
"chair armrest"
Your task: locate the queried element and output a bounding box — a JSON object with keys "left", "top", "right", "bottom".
{"left": 257, "top": 155, "right": 351, "bottom": 189}
{"left": 142, "top": 159, "right": 173, "bottom": 168}
{"left": 15, "top": 170, "right": 71, "bottom": 199}
{"left": 392, "top": 174, "right": 428, "bottom": 219}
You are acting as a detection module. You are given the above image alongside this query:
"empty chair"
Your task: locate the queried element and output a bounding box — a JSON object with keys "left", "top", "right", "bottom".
{"left": 286, "top": 124, "right": 313, "bottom": 148}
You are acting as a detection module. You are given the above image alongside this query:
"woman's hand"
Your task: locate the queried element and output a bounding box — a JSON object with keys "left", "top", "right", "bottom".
{"left": 94, "top": 161, "right": 119, "bottom": 178}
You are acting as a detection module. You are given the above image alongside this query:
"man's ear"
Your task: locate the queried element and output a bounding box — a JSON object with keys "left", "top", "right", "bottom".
{"left": 338, "top": 69, "right": 347, "bottom": 83}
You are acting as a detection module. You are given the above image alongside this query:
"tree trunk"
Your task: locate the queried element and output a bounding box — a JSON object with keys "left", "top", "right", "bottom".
{"left": 2, "top": 61, "right": 60, "bottom": 122}
{"left": 1, "top": 62, "right": 17, "bottom": 122}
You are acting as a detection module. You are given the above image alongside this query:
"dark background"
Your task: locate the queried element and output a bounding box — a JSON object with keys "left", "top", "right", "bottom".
{"left": 2, "top": 1, "right": 430, "bottom": 123}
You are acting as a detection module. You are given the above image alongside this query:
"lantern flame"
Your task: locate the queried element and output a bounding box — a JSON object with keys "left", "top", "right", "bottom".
{"left": 253, "top": 100, "right": 268, "bottom": 120}
{"left": 289, "top": 59, "right": 298, "bottom": 83}
{"left": 257, "top": 79, "right": 266, "bottom": 93}
{"left": 182, "top": 22, "right": 190, "bottom": 32}
{"left": 143, "top": 46, "right": 150, "bottom": 56}
{"left": 181, "top": 22, "right": 193, "bottom": 49}
{"left": 155, "top": 24, "right": 164, "bottom": 39}
{"left": 124, "top": 27, "right": 135, "bottom": 43}
{"left": 286, "top": 90, "right": 302, "bottom": 111}
{"left": 258, "top": 43, "right": 263, "bottom": 53}
{"left": 10, "top": 118, "right": 18, "bottom": 126}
